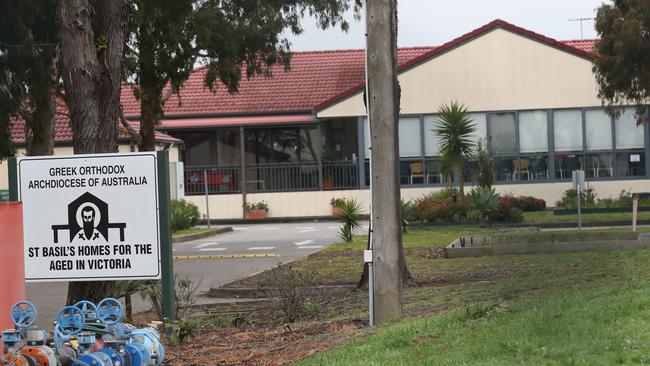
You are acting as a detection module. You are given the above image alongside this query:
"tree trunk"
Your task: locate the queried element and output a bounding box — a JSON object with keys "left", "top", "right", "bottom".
{"left": 458, "top": 163, "right": 465, "bottom": 197}
{"left": 137, "top": 25, "right": 162, "bottom": 152}
{"left": 59, "top": 0, "right": 128, "bottom": 304}
{"left": 25, "top": 53, "right": 57, "bottom": 156}
{"left": 367, "top": 0, "right": 402, "bottom": 324}
{"left": 58, "top": 0, "right": 100, "bottom": 154}
{"left": 92, "top": 0, "right": 130, "bottom": 153}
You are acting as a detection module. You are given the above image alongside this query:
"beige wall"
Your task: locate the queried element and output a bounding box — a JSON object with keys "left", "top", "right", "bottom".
{"left": 318, "top": 28, "right": 602, "bottom": 118}
{"left": 185, "top": 179, "right": 650, "bottom": 220}
{"left": 0, "top": 144, "right": 180, "bottom": 190}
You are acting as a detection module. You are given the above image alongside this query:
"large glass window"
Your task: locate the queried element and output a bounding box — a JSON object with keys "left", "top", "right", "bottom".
{"left": 519, "top": 110, "right": 548, "bottom": 153}
{"left": 184, "top": 131, "right": 212, "bottom": 166}
{"left": 489, "top": 113, "right": 517, "bottom": 155}
{"left": 585, "top": 109, "right": 612, "bottom": 150}
{"left": 424, "top": 115, "right": 442, "bottom": 156}
{"left": 615, "top": 108, "right": 645, "bottom": 149}
{"left": 616, "top": 151, "right": 646, "bottom": 177}
{"left": 321, "top": 118, "right": 359, "bottom": 162}
{"left": 554, "top": 110, "right": 583, "bottom": 151}
{"left": 245, "top": 126, "right": 319, "bottom": 164}
{"left": 585, "top": 153, "right": 614, "bottom": 178}
{"left": 399, "top": 117, "right": 422, "bottom": 157}
{"left": 555, "top": 153, "right": 583, "bottom": 179}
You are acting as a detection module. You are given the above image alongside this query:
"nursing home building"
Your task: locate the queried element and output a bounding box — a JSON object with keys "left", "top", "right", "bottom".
{"left": 4, "top": 20, "right": 649, "bottom": 219}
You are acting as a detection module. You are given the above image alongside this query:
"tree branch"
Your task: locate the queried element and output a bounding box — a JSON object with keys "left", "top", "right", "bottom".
{"left": 119, "top": 105, "right": 140, "bottom": 144}
{"left": 161, "top": 88, "right": 175, "bottom": 103}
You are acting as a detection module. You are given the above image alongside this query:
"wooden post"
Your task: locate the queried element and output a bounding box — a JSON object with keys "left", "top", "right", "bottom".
{"left": 633, "top": 195, "right": 639, "bottom": 232}
{"left": 367, "top": 0, "right": 402, "bottom": 323}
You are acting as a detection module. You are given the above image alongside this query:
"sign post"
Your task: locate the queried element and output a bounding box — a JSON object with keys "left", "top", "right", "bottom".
{"left": 9, "top": 151, "right": 175, "bottom": 319}
{"left": 572, "top": 170, "right": 585, "bottom": 230}
{"left": 633, "top": 194, "right": 639, "bottom": 232}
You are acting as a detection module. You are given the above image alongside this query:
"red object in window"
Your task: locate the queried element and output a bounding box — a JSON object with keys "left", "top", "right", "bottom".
{"left": 0, "top": 202, "right": 26, "bottom": 335}
{"left": 186, "top": 171, "right": 235, "bottom": 191}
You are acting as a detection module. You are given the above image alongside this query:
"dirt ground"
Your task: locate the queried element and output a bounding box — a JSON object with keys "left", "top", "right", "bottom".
{"left": 162, "top": 318, "right": 369, "bottom": 366}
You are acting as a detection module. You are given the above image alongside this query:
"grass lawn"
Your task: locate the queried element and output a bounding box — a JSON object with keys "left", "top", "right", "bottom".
{"left": 213, "top": 225, "right": 650, "bottom": 365}
{"left": 523, "top": 209, "right": 650, "bottom": 224}
{"left": 299, "top": 277, "right": 650, "bottom": 365}
{"left": 172, "top": 227, "right": 211, "bottom": 237}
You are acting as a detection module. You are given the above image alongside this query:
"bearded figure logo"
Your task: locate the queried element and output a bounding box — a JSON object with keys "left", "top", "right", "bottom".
{"left": 51, "top": 192, "right": 126, "bottom": 243}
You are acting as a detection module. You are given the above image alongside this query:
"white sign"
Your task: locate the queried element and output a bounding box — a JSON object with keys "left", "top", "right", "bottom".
{"left": 17, "top": 152, "right": 161, "bottom": 282}
{"left": 630, "top": 154, "right": 641, "bottom": 163}
{"left": 572, "top": 170, "right": 585, "bottom": 190}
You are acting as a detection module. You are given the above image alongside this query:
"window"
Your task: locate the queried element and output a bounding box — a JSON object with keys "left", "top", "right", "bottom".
{"left": 555, "top": 153, "right": 583, "bottom": 179}
{"left": 489, "top": 113, "right": 517, "bottom": 155}
{"left": 585, "top": 153, "right": 614, "bottom": 178}
{"left": 615, "top": 108, "right": 645, "bottom": 149}
{"left": 399, "top": 117, "right": 422, "bottom": 157}
{"left": 585, "top": 109, "right": 612, "bottom": 150}
{"left": 519, "top": 110, "right": 548, "bottom": 153}
{"left": 184, "top": 131, "right": 212, "bottom": 166}
{"left": 424, "top": 115, "right": 442, "bottom": 156}
{"left": 554, "top": 110, "right": 583, "bottom": 151}
{"left": 616, "top": 151, "right": 645, "bottom": 177}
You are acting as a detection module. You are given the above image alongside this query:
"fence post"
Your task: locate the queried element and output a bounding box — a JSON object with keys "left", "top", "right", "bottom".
{"left": 240, "top": 126, "right": 247, "bottom": 219}
{"left": 203, "top": 170, "right": 210, "bottom": 229}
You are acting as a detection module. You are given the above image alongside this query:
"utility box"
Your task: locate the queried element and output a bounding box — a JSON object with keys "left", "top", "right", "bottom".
{"left": 169, "top": 161, "right": 185, "bottom": 200}
{"left": 0, "top": 202, "right": 25, "bottom": 332}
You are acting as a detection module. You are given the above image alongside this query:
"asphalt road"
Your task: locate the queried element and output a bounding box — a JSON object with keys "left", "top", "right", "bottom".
{"left": 23, "top": 221, "right": 362, "bottom": 328}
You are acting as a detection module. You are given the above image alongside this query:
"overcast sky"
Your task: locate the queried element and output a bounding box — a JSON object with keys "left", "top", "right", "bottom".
{"left": 286, "top": 0, "right": 607, "bottom": 51}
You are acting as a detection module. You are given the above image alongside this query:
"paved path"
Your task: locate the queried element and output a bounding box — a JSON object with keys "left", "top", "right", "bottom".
{"left": 24, "top": 221, "right": 365, "bottom": 327}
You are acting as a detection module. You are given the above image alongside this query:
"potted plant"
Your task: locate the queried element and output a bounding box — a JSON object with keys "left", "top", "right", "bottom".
{"left": 330, "top": 197, "right": 346, "bottom": 216}
{"left": 244, "top": 201, "right": 269, "bottom": 220}
{"left": 321, "top": 146, "right": 339, "bottom": 190}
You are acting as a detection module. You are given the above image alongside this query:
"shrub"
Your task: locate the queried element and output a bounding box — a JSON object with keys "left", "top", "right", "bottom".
{"left": 468, "top": 186, "right": 498, "bottom": 227}
{"left": 336, "top": 198, "right": 362, "bottom": 242}
{"left": 170, "top": 199, "right": 200, "bottom": 231}
{"left": 263, "top": 265, "right": 329, "bottom": 323}
{"left": 555, "top": 185, "right": 597, "bottom": 209}
{"left": 244, "top": 200, "right": 269, "bottom": 211}
{"left": 140, "top": 275, "right": 201, "bottom": 320}
{"left": 411, "top": 192, "right": 469, "bottom": 223}
{"left": 330, "top": 197, "right": 346, "bottom": 208}
{"left": 165, "top": 318, "right": 199, "bottom": 345}
{"left": 510, "top": 196, "right": 546, "bottom": 211}
{"left": 492, "top": 196, "right": 524, "bottom": 222}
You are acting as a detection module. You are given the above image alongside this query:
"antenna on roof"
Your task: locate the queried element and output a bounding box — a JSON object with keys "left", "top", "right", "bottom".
{"left": 569, "top": 17, "right": 595, "bottom": 40}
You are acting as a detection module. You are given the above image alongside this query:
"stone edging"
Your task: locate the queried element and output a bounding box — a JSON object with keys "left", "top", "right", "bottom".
{"left": 172, "top": 227, "right": 233, "bottom": 243}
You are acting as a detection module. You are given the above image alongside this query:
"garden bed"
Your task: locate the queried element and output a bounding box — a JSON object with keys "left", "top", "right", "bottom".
{"left": 445, "top": 230, "right": 650, "bottom": 258}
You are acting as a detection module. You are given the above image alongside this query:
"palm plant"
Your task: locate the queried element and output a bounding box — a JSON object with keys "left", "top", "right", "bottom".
{"left": 435, "top": 102, "right": 476, "bottom": 197}
{"left": 335, "top": 198, "right": 362, "bottom": 242}
{"left": 468, "top": 186, "right": 499, "bottom": 227}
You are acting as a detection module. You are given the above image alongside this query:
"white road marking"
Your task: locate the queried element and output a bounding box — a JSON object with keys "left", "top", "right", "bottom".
{"left": 233, "top": 227, "right": 248, "bottom": 231}
{"left": 299, "top": 246, "right": 324, "bottom": 249}
{"left": 195, "top": 242, "right": 219, "bottom": 249}
{"left": 199, "top": 248, "right": 226, "bottom": 252}
{"left": 248, "top": 246, "right": 275, "bottom": 250}
{"left": 294, "top": 226, "right": 314, "bottom": 230}
{"left": 327, "top": 225, "right": 339, "bottom": 229}
{"left": 299, "top": 229, "right": 317, "bottom": 233}
{"left": 294, "top": 240, "right": 314, "bottom": 246}
{"left": 261, "top": 227, "right": 280, "bottom": 230}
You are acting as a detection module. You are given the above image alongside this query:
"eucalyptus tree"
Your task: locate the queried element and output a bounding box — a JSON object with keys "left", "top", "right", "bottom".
{"left": 594, "top": 0, "right": 650, "bottom": 121}
{"left": 126, "top": 0, "right": 362, "bottom": 151}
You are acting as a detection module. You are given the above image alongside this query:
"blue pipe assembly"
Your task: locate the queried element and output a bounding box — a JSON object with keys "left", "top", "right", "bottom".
{"left": 0, "top": 298, "right": 164, "bottom": 366}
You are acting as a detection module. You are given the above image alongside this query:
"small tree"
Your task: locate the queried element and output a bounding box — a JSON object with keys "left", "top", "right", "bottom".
{"left": 475, "top": 138, "right": 495, "bottom": 189}
{"left": 435, "top": 102, "right": 476, "bottom": 197}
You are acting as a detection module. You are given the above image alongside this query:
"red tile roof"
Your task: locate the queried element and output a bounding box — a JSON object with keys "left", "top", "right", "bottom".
{"left": 121, "top": 19, "right": 598, "bottom": 120}
{"left": 562, "top": 39, "right": 598, "bottom": 54}
{"left": 120, "top": 46, "right": 435, "bottom": 118}
{"left": 10, "top": 100, "right": 182, "bottom": 146}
